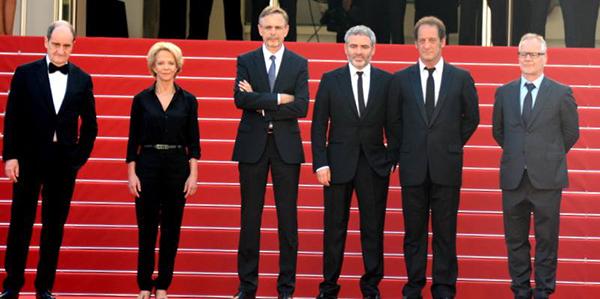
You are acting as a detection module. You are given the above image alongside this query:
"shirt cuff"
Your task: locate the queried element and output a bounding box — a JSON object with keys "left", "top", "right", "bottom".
{"left": 316, "top": 166, "right": 330, "bottom": 173}
{"left": 277, "top": 93, "right": 281, "bottom": 105}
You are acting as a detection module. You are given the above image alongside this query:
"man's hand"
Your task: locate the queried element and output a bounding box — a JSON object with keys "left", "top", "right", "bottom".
{"left": 238, "top": 80, "right": 254, "bottom": 92}
{"left": 316, "top": 168, "right": 331, "bottom": 186}
{"left": 279, "top": 94, "right": 295, "bottom": 104}
{"left": 4, "top": 159, "right": 19, "bottom": 183}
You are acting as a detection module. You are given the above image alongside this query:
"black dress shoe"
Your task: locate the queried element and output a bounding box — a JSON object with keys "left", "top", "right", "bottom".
{"left": 316, "top": 293, "right": 337, "bottom": 299}
{"left": 0, "top": 290, "right": 19, "bottom": 299}
{"left": 36, "top": 291, "right": 56, "bottom": 299}
{"left": 278, "top": 293, "right": 293, "bottom": 299}
{"left": 232, "top": 291, "right": 256, "bottom": 299}
{"left": 364, "top": 295, "right": 381, "bottom": 299}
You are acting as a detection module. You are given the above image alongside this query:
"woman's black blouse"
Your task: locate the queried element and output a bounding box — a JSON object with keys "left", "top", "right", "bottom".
{"left": 126, "top": 83, "right": 200, "bottom": 163}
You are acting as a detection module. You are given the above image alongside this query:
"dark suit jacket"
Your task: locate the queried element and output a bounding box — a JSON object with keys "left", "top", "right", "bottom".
{"left": 311, "top": 65, "right": 398, "bottom": 184}
{"left": 389, "top": 62, "right": 479, "bottom": 187}
{"left": 232, "top": 47, "right": 309, "bottom": 164}
{"left": 3, "top": 58, "right": 98, "bottom": 168}
{"left": 492, "top": 77, "right": 579, "bottom": 190}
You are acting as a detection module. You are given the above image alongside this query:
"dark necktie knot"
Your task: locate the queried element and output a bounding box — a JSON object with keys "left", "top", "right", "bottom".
{"left": 425, "top": 67, "right": 435, "bottom": 76}
{"left": 49, "top": 63, "right": 69, "bottom": 74}
{"left": 356, "top": 71, "right": 363, "bottom": 77}
{"left": 270, "top": 55, "right": 276, "bottom": 62}
{"left": 525, "top": 82, "right": 536, "bottom": 91}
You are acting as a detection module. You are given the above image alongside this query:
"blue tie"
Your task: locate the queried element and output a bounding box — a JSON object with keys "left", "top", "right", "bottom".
{"left": 268, "top": 55, "right": 276, "bottom": 92}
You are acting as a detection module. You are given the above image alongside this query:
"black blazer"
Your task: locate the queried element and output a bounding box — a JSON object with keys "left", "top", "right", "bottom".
{"left": 231, "top": 47, "right": 309, "bottom": 164}
{"left": 311, "top": 65, "right": 398, "bottom": 184}
{"left": 3, "top": 58, "right": 98, "bottom": 167}
{"left": 389, "top": 62, "right": 479, "bottom": 187}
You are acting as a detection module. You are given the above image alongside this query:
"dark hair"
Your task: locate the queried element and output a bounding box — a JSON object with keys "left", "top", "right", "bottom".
{"left": 413, "top": 16, "right": 446, "bottom": 41}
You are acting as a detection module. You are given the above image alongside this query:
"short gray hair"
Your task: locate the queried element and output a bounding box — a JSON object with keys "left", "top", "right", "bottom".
{"left": 344, "top": 25, "right": 376, "bottom": 46}
{"left": 519, "top": 33, "right": 547, "bottom": 53}
{"left": 46, "top": 20, "right": 76, "bottom": 41}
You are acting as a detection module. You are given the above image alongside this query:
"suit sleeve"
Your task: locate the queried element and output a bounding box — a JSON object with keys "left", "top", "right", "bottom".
{"left": 233, "top": 55, "right": 278, "bottom": 111}
{"left": 264, "top": 58, "right": 309, "bottom": 120}
{"left": 492, "top": 87, "right": 504, "bottom": 147}
{"left": 75, "top": 75, "right": 98, "bottom": 167}
{"left": 386, "top": 74, "right": 402, "bottom": 164}
{"left": 561, "top": 86, "right": 579, "bottom": 152}
{"left": 2, "top": 67, "right": 25, "bottom": 161}
{"left": 460, "top": 71, "right": 480, "bottom": 145}
{"left": 311, "top": 73, "right": 331, "bottom": 172}
{"left": 186, "top": 93, "right": 201, "bottom": 159}
{"left": 126, "top": 95, "right": 142, "bottom": 163}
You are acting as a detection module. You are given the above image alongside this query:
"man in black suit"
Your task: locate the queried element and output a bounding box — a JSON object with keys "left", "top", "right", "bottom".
{"left": 493, "top": 33, "right": 579, "bottom": 299}
{"left": 231, "top": 5, "right": 308, "bottom": 299}
{"left": 311, "top": 25, "right": 398, "bottom": 299}
{"left": 388, "top": 16, "right": 480, "bottom": 299}
{"left": 251, "top": 0, "right": 297, "bottom": 41}
{"left": 1, "top": 21, "right": 98, "bottom": 299}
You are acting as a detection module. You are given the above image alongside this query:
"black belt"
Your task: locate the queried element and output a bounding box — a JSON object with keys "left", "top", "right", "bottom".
{"left": 143, "top": 144, "right": 183, "bottom": 150}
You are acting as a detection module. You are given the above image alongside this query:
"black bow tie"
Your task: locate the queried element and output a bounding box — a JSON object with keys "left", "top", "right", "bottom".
{"left": 49, "top": 63, "right": 69, "bottom": 74}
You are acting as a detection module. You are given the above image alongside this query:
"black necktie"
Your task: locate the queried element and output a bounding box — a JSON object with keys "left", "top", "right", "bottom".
{"left": 425, "top": 67, "right": 435, "bottom": 121}
{"left": 522, "top": 82, "right": 536, "bottom": 126}
{"left": 357, "top": 71, "right": 366, "bottom": 117}
{"left": 49, "top": 63, "right": 69, "bottom": 74}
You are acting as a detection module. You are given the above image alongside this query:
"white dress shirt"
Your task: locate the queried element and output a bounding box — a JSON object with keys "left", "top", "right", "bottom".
{"left": 262, "top": 44, "right": 284, "bottom": 79}
{"left": 418, "top": 57, "right": 444, "bottom": 106}
{"left": 47, "top": 56, "right": 69, "bottom": 141}
{"left": 348, "top": 62, "right": 371, "bottom": 114}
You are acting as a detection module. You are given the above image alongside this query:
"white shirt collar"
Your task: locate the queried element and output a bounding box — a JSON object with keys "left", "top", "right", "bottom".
{"left": 521, "top": 74, "right": 545, "bottom": 88}
{"left": 418, "top": 57, "right": 444, "bottom": 73}
{"left": 262, "top": 45, "right": 285, "bottom": 61}
{"left": 348, "top": 63, "right": 371, "bottom": 77}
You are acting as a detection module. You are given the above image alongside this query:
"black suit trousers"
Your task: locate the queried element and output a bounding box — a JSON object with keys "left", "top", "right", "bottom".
{"left": 251, "top": 0, "right": 297, "bottom": 41}
{"left": 319, "top": 150, "right": 389, "bottom": 297}
{"left": 188, "top": 0, "right": 243, "bottom": 40}
{"left": 560, "top": 0, "right": 600, "bottom": 48}
{"left": 237, "top": 135, "right": 299, "bottom": 294}
{"left": 2, "top": 144, "right": 78, "bottom": 292}
{"left": 401, "top": 171, "right": 460, "bottom": 299}
{"left": 135, "top": 148, "right": 189, "bottom": 291}
{"left": 512, "top": 0, "right": 550, "bottom": 45}
{"left": 502, "top": 171, "right": 561, "bottom": 299}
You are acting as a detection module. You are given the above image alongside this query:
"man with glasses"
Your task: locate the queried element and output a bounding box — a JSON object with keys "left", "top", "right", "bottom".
{"left": 492, "top": 33, "right": 579, "bottom": 299}
{"left": 232, "top": 5, "right": 309, "bottom": 299}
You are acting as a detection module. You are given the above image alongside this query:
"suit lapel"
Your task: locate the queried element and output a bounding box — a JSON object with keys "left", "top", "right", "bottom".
{"left": 337, "top": 66, "right": 360, "bottom": 119}
{"left": 272, "top": 49, "right": 291, "bottom": 92}
{"left": 507, "top": 80, "right": 523, "bottom": 127}
{"left": 362, "top": 67, "right": 380, "bottom": 119}
{"left": 252, "top": 49, "right": 271, "bottom": 92}
{"left": 429, "top": 63, "right": 454, "bottom": 127}
{"left": 35, "top": 59, "right": 56, "bottom": 115}
{"left": 58, "top": 64, "right": 76, "bottom": 115}
{"left": 527, "top": 77, "right": 552, "bottom": 129}
{"left": 409, "top": 64, "right": 428, "bottom": 124}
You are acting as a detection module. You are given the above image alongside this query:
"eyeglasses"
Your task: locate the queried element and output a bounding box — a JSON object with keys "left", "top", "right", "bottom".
{"left": 518, "top": 52, "right": 546, "bottom": 58}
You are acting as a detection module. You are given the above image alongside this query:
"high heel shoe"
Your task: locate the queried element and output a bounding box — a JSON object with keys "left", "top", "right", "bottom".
{"left": 137, "top": 290, "right": 151, "bottom": 299}
{"left": 155, "top": 289, "right": 168, "bottom": 299}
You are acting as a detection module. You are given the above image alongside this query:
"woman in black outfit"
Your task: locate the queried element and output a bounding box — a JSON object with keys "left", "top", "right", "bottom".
{"left": 126, "top": 41, "right": 200, "bottom": 299}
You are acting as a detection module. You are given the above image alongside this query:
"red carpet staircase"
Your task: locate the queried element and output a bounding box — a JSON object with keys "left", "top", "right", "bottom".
{"left": 1, "top": 36, "right": 600, "bottom": 298}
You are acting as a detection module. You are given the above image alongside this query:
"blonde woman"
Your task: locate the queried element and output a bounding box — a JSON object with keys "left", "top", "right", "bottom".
{"left": 126, "top": 42, "right": 200, "bottom": 299}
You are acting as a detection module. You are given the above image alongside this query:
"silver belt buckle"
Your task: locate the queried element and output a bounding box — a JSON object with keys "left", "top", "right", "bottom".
{"left": 155, "top": 144, "right": 169, "bottom": 150}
